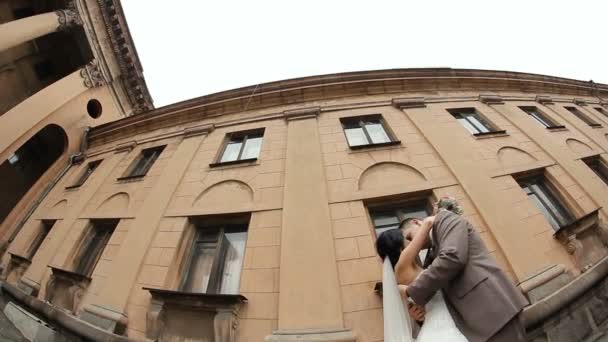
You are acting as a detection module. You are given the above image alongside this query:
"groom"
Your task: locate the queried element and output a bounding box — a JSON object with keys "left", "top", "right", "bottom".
{"left": 400, "top": 209, "right": 528, "bottom": 342}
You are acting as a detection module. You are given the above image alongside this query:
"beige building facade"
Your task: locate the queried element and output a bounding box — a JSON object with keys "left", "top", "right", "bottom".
{"left": 1, "top": 65, "right": 608, "bottom": 341}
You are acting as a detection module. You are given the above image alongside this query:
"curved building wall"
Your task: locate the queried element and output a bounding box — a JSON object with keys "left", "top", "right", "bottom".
{"left": 2, "top": 69, "right": 608, "bottom": 342}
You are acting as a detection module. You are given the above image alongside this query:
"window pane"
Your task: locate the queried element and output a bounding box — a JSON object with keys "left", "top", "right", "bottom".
{"left": 528, "top": 193, "right": 561, "bottom": 230}
{"left": 74, "top": 222, "right": 116, "bottom": 276}
{"left": 588, "top": 160, "right": 608, "bottom": 185}
{"left": 371, "top": 211, "right": 400, "bottom": 228}
{"left": 241, "top": 137, "right": 263, "bottom": 160}
{"left": 466, "top": 115, "right": 491, "bottom": 133}
{"left": 183, "top": 241, "right": 217, "bottom": 293}
{"left": 365, "top": 122, "right": 391, "bottom": 144}
{"left": 529, "top": 112, "right": 552, "bottom": 128}
{"left": 566, "top": 107, "right": 597, "bottom": 125}
{"left": 457, "top": 117, "right": 479, "bottom": 134}
{"left": 397, "top": 207, "right": 428, "bottom": 221}
{"left": 531, "top": 184, "right": 571, "bottom": 226}
{"left": 345, "top": 127, "right": 369, "bottom": 146}
{"left": 595, "top": 108, "right": 608, "bottom": 118}
{"left": 219, "top": 231, "right": 247, "bottom": 294}
{"left": 220, "top": 142, "right": 243, "bottom": 162}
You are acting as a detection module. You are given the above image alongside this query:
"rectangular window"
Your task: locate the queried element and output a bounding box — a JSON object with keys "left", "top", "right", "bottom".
{"left": 369, "top": 201, "right": 430, "bottom": 236}
{"left": 564, "top": 107, "right": 602, "bottom": 127}
{"left": 594, "top": 107, "right": 608, "bottom": 119}
{"left": 67, "top": 160, "right": 102, "bottom": 189}
{"left": 516, "top": 177, "right": 573, "bottom": 230}
{"left": 181, "top": 224, "right": 248, "bottom": 294}
{"left": 215, "top": 129, "right": 264, "bottom": 165}
{"left": 73, "top": 220, "right": 118, "bottom": 276}
{"left": 584, "top": 157, "right": 608, "bottom": 186}
{"left": 519, "top": 106, "right": 561, "bottom": 128}
{"left": 448, "top": 108, "right": 503, "bottom": 135}
{"left": 120, "top": 145, "right": 165, "bottom": 179}
{"left": 340, "top": 115, "right": 398, "bottom": 148}
{"left": 24, "top": 220, "right": 54, "bottom": 260}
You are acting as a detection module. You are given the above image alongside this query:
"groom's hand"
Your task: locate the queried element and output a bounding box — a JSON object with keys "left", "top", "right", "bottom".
{"left": 399, "top": 285, "right": 426, "bottom": 322}
{"left": 407, "top": 303, "right": 426, "bottom": 322}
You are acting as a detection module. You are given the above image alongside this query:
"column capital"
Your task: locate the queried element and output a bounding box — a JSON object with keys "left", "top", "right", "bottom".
{"left": 80, "top": 60, "right": 106, "bottom": 88}
{"left": 283, "top": 107, "right": 320, "bottom": 121}
{"left": 55, "top": 9, "right": 82, "bottom": 30}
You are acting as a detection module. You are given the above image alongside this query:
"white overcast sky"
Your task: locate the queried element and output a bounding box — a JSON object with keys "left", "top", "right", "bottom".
{"left": 122, "top": 1, "right": 608, "bottom": 108}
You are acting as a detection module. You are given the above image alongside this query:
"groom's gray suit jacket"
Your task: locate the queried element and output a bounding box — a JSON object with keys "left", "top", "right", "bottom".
{"left": 407, "top": 210, "right": 528, "bottom": 342}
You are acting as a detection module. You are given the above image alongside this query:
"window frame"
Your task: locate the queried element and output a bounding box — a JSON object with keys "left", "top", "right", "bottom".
{"left": 594, "top": 107, "right": 608, "bottom": 119}
{"left": 72, "top": 219, "right": 118, "bottom": 277}
{"left": 66, "top": 159, "right": 103, "bottom": 189}
{"left": 583, "top": 156, "right": 608, "bottom": 186}
{"left": 24, "top": 220, "right": 54, "bottom": 260}
{"left": 367, "top": 196, "right": 433, "bottom": 237}
{"left": 180, "top": 223, "right": 248, "bottom": 294}
{"left": 516, "top": 176, "right": 574, "bottom": 231}
{"left": 519, "top": 106, "right": 563, "bottom": 129}
{"left": 447, "top": 108, "right": 505, "bottom": 136}
{"left": 339, "top": 114, "right": 400, "bottom": 149}
{"left": 118, "top": 145, "right": 166, "bottom": 180}
{"left": 211, "top": 128, "right": 265, "bottom": 167}
{"left": 564, "top": 106, "right": 602, "bottom": 127}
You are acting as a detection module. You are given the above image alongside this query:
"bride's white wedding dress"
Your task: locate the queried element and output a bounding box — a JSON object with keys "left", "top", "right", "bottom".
{"left": 414, "top": 291, "right": 468, "bottom": 342}
{"left": 381, "top": 258, "right": 468, "bottom": 342}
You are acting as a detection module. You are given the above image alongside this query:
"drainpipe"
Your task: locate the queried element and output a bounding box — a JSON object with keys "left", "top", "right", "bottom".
{"left": 2, "top": 126, "right": 91, "bottom": 252}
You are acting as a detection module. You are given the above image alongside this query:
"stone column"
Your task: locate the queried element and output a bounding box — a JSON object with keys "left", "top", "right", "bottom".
{"left": 0, "top": 10, "right": 81, "bottom": 52}
{"left": 267, "top": 108, "right": 355, "bottom": 342}
{"left": 79, "top": 124, "right": 213, "bottom": 332}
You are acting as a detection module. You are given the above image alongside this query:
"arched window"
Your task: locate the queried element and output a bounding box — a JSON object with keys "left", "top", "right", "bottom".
{"left": 0, "top": 124, "right": 67, "bottom": 224}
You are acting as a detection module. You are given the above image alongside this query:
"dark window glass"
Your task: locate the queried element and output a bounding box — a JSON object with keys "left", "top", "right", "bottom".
{"left": 448, "top": 108, "right": 497, "bottom": 135}
{"left": 68, "top": 160, "right": 102, "bottom": 188}
{"left": 584, "top": 158, "right": 608, "bottom": 186}
{"left": 369, "top": 202, "right": 429, "bottom": 236}
{"left": 594, "top": 107, "right": 608, "bottom": 119}
{"left": 520, "top": 106, "right": 558, "bottom": 128}
{"left": 340, "top": 116, "right": 394, "bottom": 147}
{"left": 25, "top": 220, "right": 54, "bottom": 260}
{"left": 218, "top": 130, "right": 264, "bottom": 163}
{"left": 517, "top": 177, "right": 573, "bottom": 230}
{"left": 73, "top": 220, "right": 118, "bottom": 276}
{"left": 181, "top": 225, "right": 247, "bottom": 294}
{"left": 564, "top": 107, "right": 601, "bottom": 127}
{"left": 123, "top": 146, "right": 165, "bottom": 178}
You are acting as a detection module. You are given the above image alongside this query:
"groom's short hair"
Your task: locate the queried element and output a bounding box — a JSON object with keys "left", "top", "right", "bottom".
{"left": 399, "top": 217, "right": 421, "bottom": 231}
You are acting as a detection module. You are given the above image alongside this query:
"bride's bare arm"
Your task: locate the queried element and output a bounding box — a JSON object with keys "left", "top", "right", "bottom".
{"left": 395, "top": 217, "right": 434, "bottom": 276}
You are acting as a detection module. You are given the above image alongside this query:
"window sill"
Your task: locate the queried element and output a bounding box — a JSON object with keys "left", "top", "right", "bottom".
{"left": 209, "top": 158, "right": 258, "bottom": 168}
{"left": 9, "top": 253, "right": 31, "bottom": 265}
{"left": 143, "top": 287, "right": 247, "bottom": 340}
{"left": 48, "top": 266, "right": 92, "bottom": 283}
{"left": 590, "top": 124, "right": 603, "bottom": 128}
{"left": 348, "top": 140, "right": 401, "bottom": 150}
{"left": 473, "top": 130, "right": 508, "bottom": 139}
{"left": 553, "top": 208, "right": 600, "bottom": 238}
{"left": 64, "top": 184, "right": 82, "bottom": 190}
{"left": 546, "top": 126, "right": 567, "bottom": 132}
{"left": 116, "top": 174, "right": 146, "bottom": 182}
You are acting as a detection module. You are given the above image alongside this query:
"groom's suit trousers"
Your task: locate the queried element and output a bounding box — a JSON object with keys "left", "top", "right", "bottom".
{"left": 487, "top": 314, "right": 525, "bottom": 342}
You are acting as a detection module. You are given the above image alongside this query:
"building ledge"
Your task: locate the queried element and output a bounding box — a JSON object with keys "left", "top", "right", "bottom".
{"left": 0, "top": 281, "right": 132, "bottom": 341}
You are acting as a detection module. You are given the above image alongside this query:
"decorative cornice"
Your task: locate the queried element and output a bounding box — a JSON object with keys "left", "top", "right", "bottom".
{"left": 536, "top": 95, "right": 554, "bottom": 105}
{"left": 573, "top": 98, "right": 588, "bottom": 106}
{"left": 96, "top": 0, "right": 154, "bottom": 114}
{"left": 80, "top": 60, "right": 106, "bottom": 88}
{"left": 392, "top": 97, "right": 426, "bottom": 109}
{"left": 114, "top": 140, "right": 136, "bottom": 153}
{"left": 55, "top": 9, "right": 82, "bottom": 30}
{"left": 283, "top": 107, "right": 320, "bottom": 121}
{"left": 479, "top": 94, "right": 504, "bottom": 105}
{"left": 183, "top": 123, "right": 215, "bottom": 138}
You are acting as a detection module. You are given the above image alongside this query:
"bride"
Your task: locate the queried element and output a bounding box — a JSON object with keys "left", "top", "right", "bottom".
{"left": 376, "top": 215, "right": 468, "bottom": 341}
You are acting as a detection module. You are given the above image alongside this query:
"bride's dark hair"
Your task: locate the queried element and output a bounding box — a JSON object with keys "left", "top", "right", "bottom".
{"left": 376, "top": 229, "right": 407, "bottom": 269}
